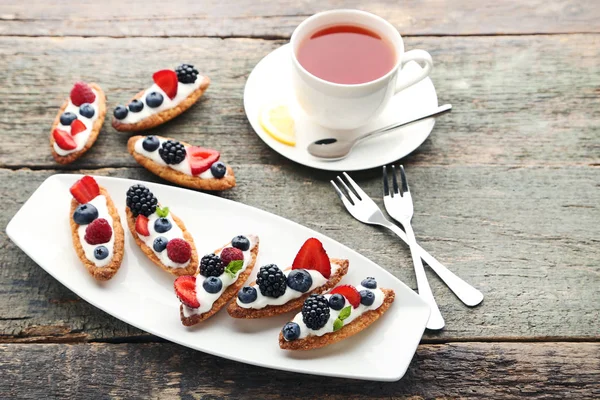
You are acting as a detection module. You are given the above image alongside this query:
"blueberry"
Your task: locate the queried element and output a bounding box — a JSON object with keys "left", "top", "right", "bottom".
{"left": 360, "top": 290, "right": 375, "bottom": 306}
{"left": 60, "top": 112, "right": 77, "bottom": 126}
{"left": 142, "top": 136, "right": 160, "bottom": 152}
{"left": 237, "top": 286, "right": 257, "bottom": 304}
{"left": 146, "top": 92, "right": 164, "bottom": 108}
{"left": 128, "top": 99, "right": 144, "bottom": 112}
{"left": 210, "top": 161, "right": 227, "bottom": 178}
{"left": 73, "top": 203, "right": 99, "bottom": 225}
{"left": 286, "top": 269, "right": 313, "bottom": 293}
{"left": 113, "top": 105, "right": 128, "bottom": 120}
{"left": 328, "top": 293, "right": 346, "bottom": 310}
{"left": 154, "top": 217, "right": 172, "bottom": 233}
{"left": 361, "top": 277, "right": 377, "bottom": 289}
{"left": 79, "top": 103, "right": 95, "bottom": 118}
{"left": 153, "top": 236, "right": 168, "bottom": 252}
{"left": 203, "top": 276, "right": 223, "bottom": 294}
{"left": 231, "top": 235, "right": 250, "bottom": 251}
{"left": 282, "top": 322, "right": 301, "bottom": 341}
{"left": 94, "top": 246, "right": 109, "bottom": 260}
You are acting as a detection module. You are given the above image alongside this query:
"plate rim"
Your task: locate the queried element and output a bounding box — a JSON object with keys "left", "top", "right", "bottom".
{"left": 6, "top": 174, "right": 430, "bottom": 381}
{"left": 243, "top": 43, "right": 439, "bottom": 172}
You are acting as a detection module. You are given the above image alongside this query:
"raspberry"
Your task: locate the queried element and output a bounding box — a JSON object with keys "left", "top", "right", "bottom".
{"left": 70, "top": 82, "right": 96, "bottom": 106}
{"left": 166, "top": 238, "right": 192, "bottom": 264}
{"left": 220, "top": 247, "right": 243, "bottom": 266}
{"left": 84, "top": 218, "right": 112, "bottom": 245}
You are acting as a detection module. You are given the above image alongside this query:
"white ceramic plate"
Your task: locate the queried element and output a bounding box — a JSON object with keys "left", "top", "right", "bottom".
{"left": 244, "top": 44, "right": 439, "bottom": 171}
{"left": 6, "top": 175, "right": 430, "bottom": 381}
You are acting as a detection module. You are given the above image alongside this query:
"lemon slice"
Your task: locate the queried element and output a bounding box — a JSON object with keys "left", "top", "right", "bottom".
{"left": 259, "top": 103, "right": 296, "bottom": 146}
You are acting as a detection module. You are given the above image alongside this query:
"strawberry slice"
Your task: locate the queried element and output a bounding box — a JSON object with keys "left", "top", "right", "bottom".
{"left": 70, "top": 119, "right": 87, "bottom": 136}
{"left": 135, "top": 215, "right": 150, "bottom": 236}
{"left": 70, "top": 175, "right": 100, "bottom": 204}
{"left": 330, "top": 285, "right": 361, "bottom": 308}
{"left": 174, "top": 276, "right": 200, "bottom": 308}
{"left": 292, "top": 238, "right": 331, "bottom": 279}
{"left": 53, "top": 128, "right": 77, "bottom": 150}
{"left": 187, "top": 146, "right": 220, "bottom": 175}
{"left": 153, "top": 69, "right": 178, "bottom": 99}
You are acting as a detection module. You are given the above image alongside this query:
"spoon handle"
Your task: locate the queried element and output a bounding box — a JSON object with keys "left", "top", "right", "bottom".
{"left": 355, "top": 104, "right": 452, "bottom": 146}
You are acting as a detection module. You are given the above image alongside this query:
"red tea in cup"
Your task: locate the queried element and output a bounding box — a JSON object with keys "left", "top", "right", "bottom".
{"left": 296, "top": 24, "right": 396, "bottom": 85}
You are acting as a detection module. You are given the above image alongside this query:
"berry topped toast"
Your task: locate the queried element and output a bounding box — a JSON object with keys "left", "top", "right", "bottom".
{"left": 175, "top": 235, "right": 259, "bottom": 326}
{"left": 227, "top": 238, "right": 349, "bottom": 318}
{"left": 50, "top": 82, "right": 107, "bottom": 164}
{"left": 127, "top": 135, "right": 235, "bottom": 191}
{"left": 112, "top": 64, "right": 209, "bottom": 132}
{"left": 124, "top": 184, "right": 198, "bottom": 276}
{"left": 69, "top": 176, "right": 124, "bottom": 280}
{"left": 279, "top": 277, "right": 395, "bottom": 350}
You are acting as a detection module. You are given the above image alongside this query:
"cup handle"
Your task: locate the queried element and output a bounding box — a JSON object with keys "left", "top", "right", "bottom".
{"left": 394, "top": 49, "right": 433, "bottom": 93}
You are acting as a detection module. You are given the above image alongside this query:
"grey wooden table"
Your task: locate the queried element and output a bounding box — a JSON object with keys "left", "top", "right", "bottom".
{"left": 1, "top": 1, "right": 599, "bottom": 398}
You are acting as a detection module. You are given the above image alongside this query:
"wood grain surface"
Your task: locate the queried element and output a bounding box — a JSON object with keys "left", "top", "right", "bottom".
{"left": 1, "top": 167, "right": 598, "bottom": 342}
{"left": 0, "top": 342, "right": 598, "bottom": 399}
{"left": 0, "top": 0, "right": 599, "bottom": 37}
{"left": 0, "top": 35, "right": 598, "bottom": 169}
{"left": 1, "top": 0, "right": 599, "bottom": 397}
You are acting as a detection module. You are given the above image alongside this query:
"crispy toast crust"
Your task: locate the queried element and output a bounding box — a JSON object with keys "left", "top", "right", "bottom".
{"left": 50, "top": 83, "right": 107, "bottom": 165}
{"left": 279, "top": 288, "right": 395, "bottom": 350}
{"left": 112, "top": 76, "right": 210, "bottom": 132}
{"left": 227, "top": 258, "right": 349, "bottom": 318}
{"left": 69, "top": 186, "right": 124, "bottom": 281}
{"left": 125, "top": 207, "right": 198, "bottom": 276}
{"left": 180, "top": 238, "right": 260, "bottom": 326}
{"left": 127, "top": 135, "right": 236, "bottom": 191}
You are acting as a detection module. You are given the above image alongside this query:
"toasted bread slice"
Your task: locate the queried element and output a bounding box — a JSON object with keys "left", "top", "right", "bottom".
{"left": 50, "top": 83, "right": 106, "bottom": 164}
{"left": 112, "top": 76, "right": 210, "bottom": 132}
{"left": 180, "top": 237, "right": 260, "bottom": 326}
{"left": 279, "top": 288, "right": 395, "bottom": 350}
{"left": 227, "top": 258, "right": 349, "bottom": 318}
{"left": 70, "top": 186, "right": 124, "bottom": 281}
{"left": 125, "top": 207, "right": 198, "bottom": 276}
{"left": 127, "top": 135, "right": 236, "bottom": 191}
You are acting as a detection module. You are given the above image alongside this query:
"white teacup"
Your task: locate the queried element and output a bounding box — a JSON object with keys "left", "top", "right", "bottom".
{"left": 290, "top": 9, "right": 433, "bottom": 130}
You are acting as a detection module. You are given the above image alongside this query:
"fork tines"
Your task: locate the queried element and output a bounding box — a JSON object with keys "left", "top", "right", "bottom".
{"left": 383, "top": 165, "right": 409, "bottom": 197}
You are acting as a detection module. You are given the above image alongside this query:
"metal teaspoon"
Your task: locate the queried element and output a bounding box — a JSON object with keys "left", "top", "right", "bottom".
{"left": 307, "top": 104, "right": 452, "bottom": 160}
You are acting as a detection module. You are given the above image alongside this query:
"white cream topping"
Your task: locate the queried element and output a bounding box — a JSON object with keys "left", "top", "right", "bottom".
{"left": 54, "top": 89, "right": 100, "bottom": 156}
{"left": 289, "top": 284, "right": 385, "bottom": 340}
{"left": 236, "top": 263, "right": 339, "bottom": 309}
{"left": 118, "top": 79, "right": 202, "bottom": 124}
{"left": 134, "top": 136, "right": 224, "bottom": 179}
{"left": 136, "top": 211, "right": 190, "bottom": 269}
{"left": 76, "top": 195, "right": 115, "bottom": 267}
{"left": 182, "top": 235, "right": 257, "bottom": 317}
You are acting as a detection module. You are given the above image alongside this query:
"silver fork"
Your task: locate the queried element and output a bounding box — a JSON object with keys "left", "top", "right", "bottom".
{"left": 331, "top": 173, "right": 444, "bottom": 330}
{"left": 383, "top": 166, "right": 484, "bottom": 307}
{"left": 382, "top": 166, "right": 445, "bottom": 330}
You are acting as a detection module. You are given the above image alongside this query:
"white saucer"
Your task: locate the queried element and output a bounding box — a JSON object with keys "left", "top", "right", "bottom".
{"left": 243, "top": 44, "right": 439, "bottom": 171}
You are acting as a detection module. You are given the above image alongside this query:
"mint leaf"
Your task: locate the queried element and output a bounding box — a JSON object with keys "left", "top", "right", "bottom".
{"left": 156, "top": 206, "right": 169, "bottom": 218}
{"left": 225, "top": 260, "right": 244, "bottom": 278}
{"left": 333, "top": 318, "right": 343, "bottom": 332}
{"left": 338, "top": 306, "right": 352, "bottom": 321}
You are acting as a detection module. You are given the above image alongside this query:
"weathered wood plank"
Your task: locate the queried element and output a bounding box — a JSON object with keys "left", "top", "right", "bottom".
{"left": 0, "top": 34, "right": 598, "bottom": 169}
{"left": 0, "top": 342, "right": 598, "bottom": 399}
{"left": 0, "top": 0, "right": 598, "bottom": 37}
{"left": 1, "top": 166, "right": 598, "bottom": 341}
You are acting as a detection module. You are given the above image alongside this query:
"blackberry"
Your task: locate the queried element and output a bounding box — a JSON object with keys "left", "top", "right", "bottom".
{"left": 200, "top": 254, "right": 224, "bottom": 277}
{"left": 126, "top": 184, "right": 158, "bottom": 217}
{"left": 158, "top": 140, "right": 186, "bottom": 165}
{"left": 176, "top": 64, "right": 199, "bottom": 84}
{"left": 256, "top": 264, "right": 287, "bottom": 298}
{"left": 302, "top": 294, "right": 330, "bottom": 330}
